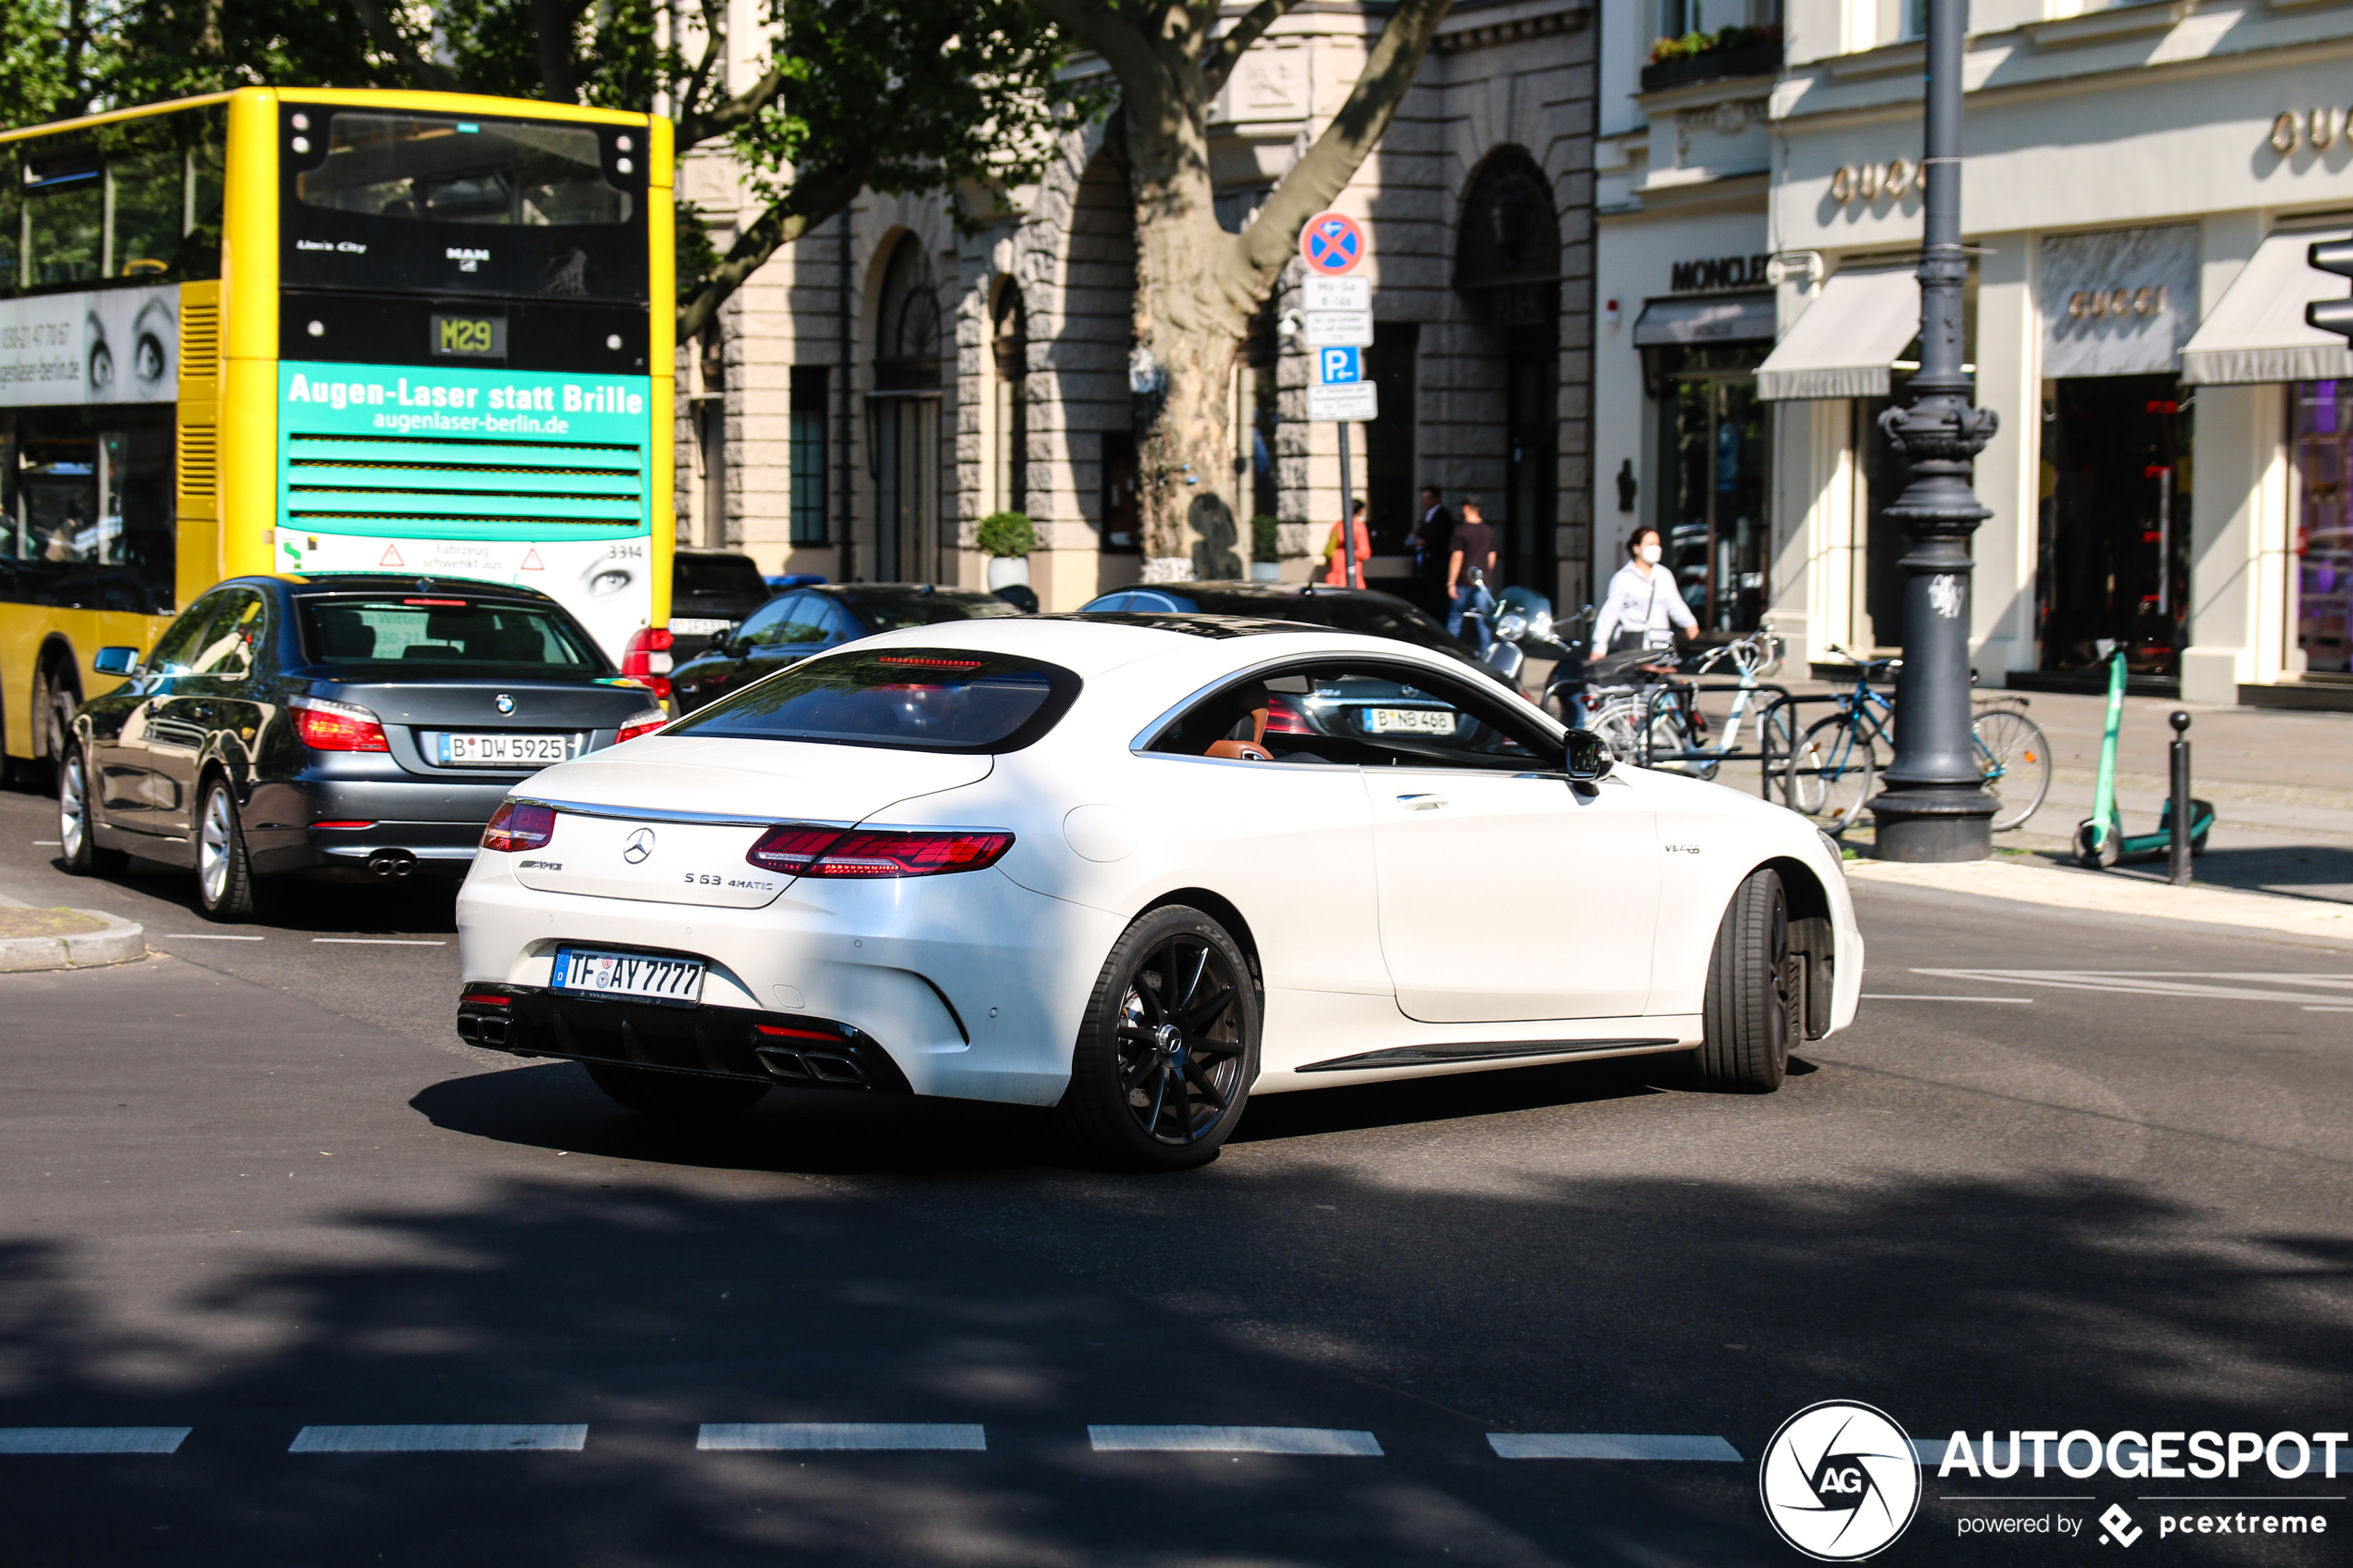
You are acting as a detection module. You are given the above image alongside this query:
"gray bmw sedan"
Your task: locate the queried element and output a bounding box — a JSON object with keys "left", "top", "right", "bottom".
{"left": 57, "top": 573, "right": 668, "bottom": 921}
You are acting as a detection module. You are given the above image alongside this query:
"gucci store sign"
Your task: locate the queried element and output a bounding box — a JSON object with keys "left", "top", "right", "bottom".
{"left": 2042, "top": 225, "right": 2198, "bottom": 379}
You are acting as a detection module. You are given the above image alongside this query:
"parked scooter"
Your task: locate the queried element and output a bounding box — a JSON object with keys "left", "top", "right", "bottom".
{"left": 2073, "top": 642, "right": 2216, "bottom": 868}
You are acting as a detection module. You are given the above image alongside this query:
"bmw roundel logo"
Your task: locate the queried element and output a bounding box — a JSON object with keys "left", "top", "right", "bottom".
{"left": 1758, "top": 1400, "right": 1919, "bottom": 1561}
{"left": 622, "top": 827, "right": 656, "bottom": 864}
{"left": 495, "top": 693, "right": 515, "bottom": 714}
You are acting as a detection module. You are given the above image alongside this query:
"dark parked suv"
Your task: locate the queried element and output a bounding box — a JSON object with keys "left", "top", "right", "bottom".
{"left": 669, "top": 583, "right": 1024, "bottom": 712}
{"left": 58, "top": 574, "right": 668, "bottom": 920}
{"left": 668, "top": 550, "right": 776, "bottom": 648}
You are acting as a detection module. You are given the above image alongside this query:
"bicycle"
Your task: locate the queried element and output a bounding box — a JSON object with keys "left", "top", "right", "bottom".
{"left": 1588, "top": 627, "right": 1793, "bottom": 782}
{"left": 1792, "top": 646, "right": 2053, "bottom": 834}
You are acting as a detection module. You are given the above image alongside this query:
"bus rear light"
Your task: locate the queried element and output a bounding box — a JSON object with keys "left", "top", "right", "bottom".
{"left": 482, "top": 800, "right": 557, "bottom": 852}
{"left": 290, "top": 695, "right": 390, "bottom": 752}
{"left": 745, "top": 825, "right": 1013, "bottom": 879}
{"left": 614, "top": 709, "right": 667, "bottom": 745}
{"left": 622, "top": 627, "right": 673, "bottom": 704}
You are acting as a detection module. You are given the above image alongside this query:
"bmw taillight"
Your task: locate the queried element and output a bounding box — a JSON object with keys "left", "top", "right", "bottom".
{"left": 745, "top": 825, "right": 1013, "bottom": 879}
{"left": 614, "top": 709, "right": 667, "bottom": 745}
{"left": 291, "top": 695, "right": 390, "bottom": 752}
{"left": 1265, "top": 694, "right": 1313, "bottom": 734}
{"left": 622, "top": 627, "right": 674, "bottom": 704}
{"left": 482, "top": 800, "right": 557, "bottom": 852}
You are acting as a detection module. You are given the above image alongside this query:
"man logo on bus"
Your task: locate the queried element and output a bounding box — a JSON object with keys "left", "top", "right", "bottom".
{"left": 447, "top": 246, "right": 489, "bottom": 273}
{"left": 1759, "top": 1401, "right": 1920, "bottom": 1561}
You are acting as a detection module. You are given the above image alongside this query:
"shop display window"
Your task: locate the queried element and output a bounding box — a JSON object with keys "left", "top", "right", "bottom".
{"left": 2034, "top": 374, "right": 2191, "bottom": 675}
{"left": 1655, "top": 344, "right": 1770, "bottom": 634}
{"left": 2293, "top": 380, "right": 2353, "bottom": 675}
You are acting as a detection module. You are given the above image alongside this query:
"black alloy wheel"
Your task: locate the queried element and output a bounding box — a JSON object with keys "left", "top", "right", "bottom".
{"left": 584, "top": 1061, "right": 770, "bottom": 1121}
{"left": 1058, "top": 905, "right": 1259, "bottom": 1171}
{"left": 1693, "top": 866, "right": 1792, "bottom": 1093}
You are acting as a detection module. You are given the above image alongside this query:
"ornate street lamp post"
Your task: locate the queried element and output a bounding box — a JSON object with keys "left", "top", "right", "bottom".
{"left": 1869, "top": 0, "right": 2000, "bottom": 861}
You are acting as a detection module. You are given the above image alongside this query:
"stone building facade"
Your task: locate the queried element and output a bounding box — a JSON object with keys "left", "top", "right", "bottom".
{"left": 673, "top": 0, "right": 1600, "bottom": 616}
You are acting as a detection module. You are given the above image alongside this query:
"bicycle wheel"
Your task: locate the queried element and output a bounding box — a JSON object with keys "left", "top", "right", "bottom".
{"left": 1798, "top": 714, "right": 1876, "bottom": 834}
{"left": 1757, "top": 704, "right": 1803, "bottom": 808}
{"left": 1592, "top": 704, "right": 1642, "bottom": 765}
{"left": 1973, "top": 707, "right": 2050, "bottom": 832}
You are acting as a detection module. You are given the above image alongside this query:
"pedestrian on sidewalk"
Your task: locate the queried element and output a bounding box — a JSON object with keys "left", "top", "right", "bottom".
{"left": 1411, "top": 486, "right": 1453, "bottom": 602}
{"left": 1321, "top": 498, "right": 1370, "bottom": 588}
{"left": 1447, "top": 496, "right": 1498, "bottom": 653}
{"left": 1591, "top": 524, "right": 1695, "bottom": 656}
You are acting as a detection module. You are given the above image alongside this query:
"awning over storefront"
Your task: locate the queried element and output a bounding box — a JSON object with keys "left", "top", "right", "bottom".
{"left": 1755, "top": 269, "right": 1920, "bottom": 401}
{"left": 1631, "top": 293, "right": 1775, "bottom": 348}
{"left": 2179, "top": 229, "right": 2353, "bottom": 386}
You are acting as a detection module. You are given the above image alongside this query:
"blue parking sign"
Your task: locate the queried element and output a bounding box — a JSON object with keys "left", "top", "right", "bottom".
{"left": 1317, "top": 346, "right": 1363, "bottom": 384}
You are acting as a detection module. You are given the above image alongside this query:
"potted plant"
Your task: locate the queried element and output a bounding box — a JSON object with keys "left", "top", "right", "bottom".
{"left": 976, "top": 510, "right": 1037, "bottom": 590}
{"left": 1251, "top": 514, "right": 1281, "bottom": 582}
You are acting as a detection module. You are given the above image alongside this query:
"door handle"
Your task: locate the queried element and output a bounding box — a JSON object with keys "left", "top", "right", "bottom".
{"left": 1396, "top": 793, "right": 1448, "bottom": 810}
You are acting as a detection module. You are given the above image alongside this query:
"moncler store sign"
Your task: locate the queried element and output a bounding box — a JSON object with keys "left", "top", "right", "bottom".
{"left": 2042, "top": 225, "right": 2200, "bottom": 378}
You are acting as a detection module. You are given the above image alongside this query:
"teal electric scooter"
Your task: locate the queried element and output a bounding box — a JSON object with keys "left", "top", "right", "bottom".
{"left": 2073, "top": 644, "right": 2214, "bottom": 869}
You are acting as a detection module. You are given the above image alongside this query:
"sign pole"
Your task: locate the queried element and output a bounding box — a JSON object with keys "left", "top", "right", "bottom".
{"left": 1338, "top": 422, "right": 1361, "bottom": 589}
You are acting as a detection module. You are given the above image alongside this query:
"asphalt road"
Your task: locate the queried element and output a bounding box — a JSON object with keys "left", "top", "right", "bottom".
{"left": 0, "top": 772, "right": 2347, "bottom": 1565}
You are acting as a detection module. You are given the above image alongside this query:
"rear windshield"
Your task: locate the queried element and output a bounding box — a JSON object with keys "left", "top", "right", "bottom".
{"left": 299, "top": 597, "right": 606, "bottom": 671}
{"left": 673, "top": 555, "right": 770, "bottom": 598}
{"left": 842, "top": 592, "right": 1024, "bottom": 633}
{"left": 665, "top": 647, "right": 1078, "bottom": 754}
{"left": 297, "top": 114, "right": 630, "bottom": 226}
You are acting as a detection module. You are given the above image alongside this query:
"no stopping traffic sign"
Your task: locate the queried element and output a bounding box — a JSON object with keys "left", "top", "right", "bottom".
{"left": 1300, "top": 211, "right": 1365, "bottom": 276}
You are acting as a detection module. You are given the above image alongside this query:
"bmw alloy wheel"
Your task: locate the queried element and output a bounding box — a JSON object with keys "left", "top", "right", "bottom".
{"left": 58, "top": 748, "right": 88, "bottom": 861}
{"left": 198, "top": 786, "right": 233, "bottom": 908}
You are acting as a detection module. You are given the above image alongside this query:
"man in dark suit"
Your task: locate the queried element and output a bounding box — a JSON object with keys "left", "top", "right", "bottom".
{"left": 1410, "top": 485, "right": 1453, "bottom": 611}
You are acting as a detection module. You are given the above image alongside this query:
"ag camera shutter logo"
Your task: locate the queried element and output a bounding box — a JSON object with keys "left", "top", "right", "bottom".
{"left": 1760, "top": 1400, "right": 1921, "bottom": 1560}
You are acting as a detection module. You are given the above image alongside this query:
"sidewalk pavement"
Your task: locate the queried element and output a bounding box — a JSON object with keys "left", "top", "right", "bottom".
{"left": 1730, "top": 678, "right": 2353, "bottom": 906}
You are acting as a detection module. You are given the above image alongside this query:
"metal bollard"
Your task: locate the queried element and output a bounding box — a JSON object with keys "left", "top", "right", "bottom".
{"left": 2169, "top": 711, "right": 2193, "bottom": 886}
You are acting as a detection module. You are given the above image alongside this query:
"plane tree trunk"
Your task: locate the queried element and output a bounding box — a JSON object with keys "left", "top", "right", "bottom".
{"left": 1028, "top": 0, "right": 1453, "bottom": 580}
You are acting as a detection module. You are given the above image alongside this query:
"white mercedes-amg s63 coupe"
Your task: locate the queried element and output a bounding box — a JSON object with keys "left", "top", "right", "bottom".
{"left": 454, "top": 613, "right": 1861, "bottom": 1169}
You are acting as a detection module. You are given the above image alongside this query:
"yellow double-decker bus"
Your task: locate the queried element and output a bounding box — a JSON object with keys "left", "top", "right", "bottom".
{"left": 0, "top": 87, "right": 674, "bottom": 780}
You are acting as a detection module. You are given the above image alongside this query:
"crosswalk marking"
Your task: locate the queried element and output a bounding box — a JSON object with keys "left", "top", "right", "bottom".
{"left": 1912, "top": 969, "right": 2353, "bottom": 1006}
{"left": 1088, "top": 1425, "right": 1383, "bottom": 1456}
{"left": 1488, "top": 1433, "right": 1743, "bottom": 1461}
{"left": 0, "top": 1427, "right": 191, "bottom": 1454}
{"left": 698, "top": 1423, "right": 987, "bottom": 1451}
{"left": 288, "top": 1424, "right": 587, "bottom": 1453}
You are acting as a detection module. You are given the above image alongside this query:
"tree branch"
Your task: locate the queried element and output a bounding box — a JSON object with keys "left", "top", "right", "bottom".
{"left": 1201, "top": 0, "right": 1300, "bottom": 95}
{"left": 1234, "top": 0, "right": 1451, "bottom": 281}
{"left": 676, "top": 159, "right": 871, "bottom": 340}
{"left": 1024, "top": 0, "right": 1164, "bottom": 91}
{"left": 349, "top": 0, "right": 458, "bottom": 92}
{"left": 676, "top": 65, "right": 787, "bottom": 149}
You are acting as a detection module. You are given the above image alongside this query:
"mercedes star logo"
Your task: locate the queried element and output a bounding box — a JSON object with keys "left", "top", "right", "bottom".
{"left": 495, "top": 693, "right": 515, "bottom": 714}
{"left": 622, "top": 827, "right": 656, "bottom": 863}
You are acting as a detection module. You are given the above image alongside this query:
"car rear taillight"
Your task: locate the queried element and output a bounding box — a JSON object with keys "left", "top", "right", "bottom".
{"left": 614, "top": 709, "right": 667, "bottom": 745}
{"left": 622, "top": 627, "right": 674, "bottom": 704}
{"left": 291, "top": 695, "right": 390, "bottom": 752}
{"left": 482, "top": 800, "right": 557, "bottom": 852}
{"left": 745, "top": 824, "right": 1013, "bottom": 879}
{"left": 1265, "top": 694, "right": 1313, "bottom": 734}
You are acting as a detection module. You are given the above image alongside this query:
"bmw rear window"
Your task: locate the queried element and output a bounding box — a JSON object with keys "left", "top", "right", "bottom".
{"left": 665, "top": 647, "right": 1079, "bottom": 753}
{"left": 298, "top": 596, "right": 606, "bottom": 671}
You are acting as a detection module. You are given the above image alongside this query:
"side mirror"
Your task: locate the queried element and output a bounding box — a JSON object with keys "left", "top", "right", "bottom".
{"left": 1565, "top": 727, "right": 1613, "bottom": 783}
{"left": 92, "top": 646, "right": 140, "bottom": 677}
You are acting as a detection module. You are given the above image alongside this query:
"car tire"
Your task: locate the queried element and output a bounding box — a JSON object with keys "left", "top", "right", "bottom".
{"left": 57, "top": 741, "right": 126, "bottom": 876}
{"left": 44, "top": 673, "right": 79, "bottom": 787}
{"left": 1693, "top": 866, "right": 1792, "bottom": 1094}
{"left": 195, "top": 773, "right": 267, "bottom": 922}
{"left": 1055, "top": 904, "right": 1260, "bottom": 1172}
{"left": 583, "top": 1061, "right": 770, "bottom": 1121}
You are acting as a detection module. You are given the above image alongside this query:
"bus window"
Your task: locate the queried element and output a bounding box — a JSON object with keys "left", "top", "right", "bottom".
{"left": 25, "top": 147, "right": 103, "bottom": 287}
{"left": 297, "top": 114, "right": 630, "bottom": 228}
{"left": 0, "top": 411, "right": 174, "bottom": 614}
{"left": 112, "top": 148, "right": 185, "bottom": 279}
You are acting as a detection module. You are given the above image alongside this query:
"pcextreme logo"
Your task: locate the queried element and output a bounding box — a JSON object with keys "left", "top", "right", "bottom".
{"left": 1760, "top": 1401, "right": 1922, "bottom": 1561}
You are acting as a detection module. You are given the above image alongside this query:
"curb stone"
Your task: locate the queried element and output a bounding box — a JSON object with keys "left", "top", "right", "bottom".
{"left": 0, "top": 892, "right": 145, "bottom": 972}
{"left": 1843, "top": 855, "right": 2353, "bottom": 941}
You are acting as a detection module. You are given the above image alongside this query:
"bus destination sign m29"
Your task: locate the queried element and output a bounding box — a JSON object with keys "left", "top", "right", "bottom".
{"left": 430, "top": 313, "right": 509, "bottom": 359}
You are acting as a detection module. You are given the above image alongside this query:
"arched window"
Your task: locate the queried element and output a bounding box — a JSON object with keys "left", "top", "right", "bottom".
{"left": 991, "top": 282, "right": 1028, "bottom": 516}
{"left": 875, "top": 237, "right": 940, "bottom": 390}
{"left": 1455, "top": 147, "right": 1561, "bottom": 325}
{"left": 871, "top": 234, "right": 940, "bottom": 581}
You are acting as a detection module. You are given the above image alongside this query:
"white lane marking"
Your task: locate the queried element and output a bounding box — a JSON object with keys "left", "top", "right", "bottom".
{"left": 309, "top": 938, "right": 447, "bottom": 947}
{"left": 0, "top": 1426, "right": 191, "bottom": 1454}
{"left": 1912, "top": 969, "right": 2353, "bottom": 1006}
{"left": 1489, "top": 1433, "right": 1743, "bottom": 1461}
{"left": 288, "top": 1424, "right": 586, "bottom": 1453}
{"left": 1862, "top": 995, "right": 2034, "bottom": 1004}
{"left": 2303, "top": 1006, "right": 2353, "bottom": 1012}
{"left": 1087, "top": 1425, "right": 1382, "bottom": 1456}
{"left": 31, "top": 840, "right": 59, "bottom": 846}
{"left": 163, "top": 934, "right": 266, "bottom": 941}
{"left": 698, "top": 1423, "right": 987, "bottom": 1451}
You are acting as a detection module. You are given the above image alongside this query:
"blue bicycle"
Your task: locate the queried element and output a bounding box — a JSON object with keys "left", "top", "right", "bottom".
{"left": 1793, "top": 647, "right": 2052, "bottom": 835}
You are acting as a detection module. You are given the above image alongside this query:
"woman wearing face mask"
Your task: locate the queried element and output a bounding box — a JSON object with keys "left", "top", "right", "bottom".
{"left": 1589, "top": 524, "right": 1696, "bottom": 659}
